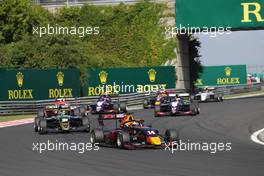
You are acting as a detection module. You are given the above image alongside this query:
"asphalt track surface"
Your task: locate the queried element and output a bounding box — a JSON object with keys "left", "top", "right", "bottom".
{"left": 0, "top": 97, "right": 264, "bottom": 176}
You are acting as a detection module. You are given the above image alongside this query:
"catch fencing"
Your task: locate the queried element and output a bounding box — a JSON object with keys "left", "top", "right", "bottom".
{"left": 0, "top": 84, "right": 262, "bottom": 116}
{"left": 0, "top": 92, "right": 147, "bottom": 115}
{"left": 36, "top": 0, "right": 174, "bottom": 6}
{"left": 216, "top": 83, "right": 261, "bottom": 95}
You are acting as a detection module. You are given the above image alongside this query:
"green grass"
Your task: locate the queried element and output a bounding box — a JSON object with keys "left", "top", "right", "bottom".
{"left": 0, "top": 114, "right": 34, "bottom": 122}
{"left": 225, "top": 86, "right": 264, "bottom": 99}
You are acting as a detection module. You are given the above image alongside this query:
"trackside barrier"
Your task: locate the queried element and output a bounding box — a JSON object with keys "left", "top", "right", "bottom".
{"left": 0, "top": 84, "right": 262, "bottom": 116}
{"left": 0, "top": 89, "right": 186, "bottom": 115}
{"left": 215, "top": 83, "right": 261, "bottom": 95}
{"left": 37, "top": 0, "right": 174, "bottom": 6}
{"left": 0, "top": 92, "right": 147, "bottom": 115}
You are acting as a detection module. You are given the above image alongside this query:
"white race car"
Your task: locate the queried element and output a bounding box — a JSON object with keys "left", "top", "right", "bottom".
{"left": 195, "top": 87, "right": 223, "bottom": 102}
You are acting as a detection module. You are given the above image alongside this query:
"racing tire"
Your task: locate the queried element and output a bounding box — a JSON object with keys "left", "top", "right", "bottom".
{"left": 37, "top": 110, "right": 44, "bottom": 118}
{"left": 154, "top": 106, "right": 161, "bottom": 117}
{"left": 113, "top": 103, "right": 119, "bottom": 113}
{"left": 143, "top": 99, "right": 149, "bottom": 109}
{"left": 34, "top": 117, "right": 39, "bottom": 132}
{"left": 90, "top": 129, "right": 104, "bottom": 144}
{"left": 219, "top": 96, "right": 224, "bottom": 102}
{"left": 190, "top": 104, "right": 199, "bottom": 116}
{"left": 191, "top": 107, "right": 200, "bottom": 115}
{"left": 196, "top": 108, "right": 200, "bottom": 114}
{"left": 79, "top": 106, "right": 86, "bottom": 116}
{"left": 116, "top": 132, "right": 130, "bottom": 149}
{"left": 73, "top": 107, "right": 85, "bottom": 116}
{"left": 119, "top": 103, "right": 127, "bottom": 113}
{"left": 165, "top": 129, "right": 179, "bottom": 142}
{"left": 38, "top": 119, "right": 47, "bottom": 134}
{"left": 73, "top": 108, "right": 80, "bottom": 116}
{"left": 82, "top": 116, "right": 90, "bottom": 132}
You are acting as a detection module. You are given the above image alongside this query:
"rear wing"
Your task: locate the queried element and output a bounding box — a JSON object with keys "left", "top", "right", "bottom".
{"left": 98, "top": 113, "right": 126, "bottom": 128}
{"left": 98, "top": 113, "right": 125, "bottom": 120}
{"left": 178, "top": 93, "right": 190, "bottom": 97}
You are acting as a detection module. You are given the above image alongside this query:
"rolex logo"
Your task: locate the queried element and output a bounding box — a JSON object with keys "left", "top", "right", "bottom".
{"left": 195, "top": 79, "right": 203, "bottom": 86}
{"left": 99, "top": 71, "right": 108, "bottom": 84}
{"left": 148, "top": 69, "right": 156, "bottom": 82}
{"left": 225, "top": 67, "right": 232, "bottom": 77}
{"left": 16, "top": 72, "right": 24, "bottom": 87}
{"left": 57, "top": 72, "right": 64, "bottom": 86}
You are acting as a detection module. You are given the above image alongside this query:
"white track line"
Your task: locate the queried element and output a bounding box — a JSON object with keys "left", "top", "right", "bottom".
{"left": 0, "top": 118, "right": 33, "bottom": 128}
{"left": 251, "top": 128, "right": 264, "bottom": 146}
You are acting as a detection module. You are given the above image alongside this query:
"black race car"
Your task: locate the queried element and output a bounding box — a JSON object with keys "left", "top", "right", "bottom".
{"left": 88, "top": 95, "right": 127, "bottom": 114}
{"left": 154, "top": 93, "right": 200, "bottom": 117}
{"left": 90, "top": 114, "right": 179, "bottom": 149}
{"left": 34, "top": 102, "right": 90, "bottom": 134}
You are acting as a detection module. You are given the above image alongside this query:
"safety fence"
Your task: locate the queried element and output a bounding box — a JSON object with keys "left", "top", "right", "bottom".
{"left": 0, "top": 84, "right": 262, "bottom": 116}
{"left": 36, "top": 0, "right": 174, "bottom": 6}
{"left": 0, "top": 92, "right": 147, "bottom": 115}
{"left": 216, "top": 83, "right": 262, "bottom": 95}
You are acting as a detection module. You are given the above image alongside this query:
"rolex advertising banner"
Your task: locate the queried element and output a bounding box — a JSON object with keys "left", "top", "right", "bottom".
{"left": 0, "top": 69, "right": 80, "bottom": 101}
{"left": 195, "top": 65, "right": 247, "bottom": 87}
{"left": 176, "top": 0, "right": 264, "bottom": 30}
{"left": 84, "top": 66, "right": 176, "bottom": 96}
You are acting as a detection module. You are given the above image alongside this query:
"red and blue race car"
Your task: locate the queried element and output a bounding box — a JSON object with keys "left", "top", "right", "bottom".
{"left": 90, "top": 113, "right": 179, "bottom": 149}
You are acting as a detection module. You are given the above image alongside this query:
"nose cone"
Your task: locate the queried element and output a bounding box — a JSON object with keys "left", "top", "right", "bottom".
{"left": 147, "top": 136, "right": 161, "bottom": 145}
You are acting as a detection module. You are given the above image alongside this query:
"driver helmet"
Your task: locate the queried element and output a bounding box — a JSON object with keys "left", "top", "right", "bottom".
{"left": 121, "top": 114, "right": 134, "bottom": 126}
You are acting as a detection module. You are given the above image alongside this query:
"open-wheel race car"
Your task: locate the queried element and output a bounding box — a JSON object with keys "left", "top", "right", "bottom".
{"left": 34, "top": 99, "right": 90, "bottom": 134}
{"left": 88, "top": 94, "right": 127, "bottom": 114}
{"left": 194, "top": 87, "right": 224, "bottom": 102}
{"left": 154, "top": 93, "right": 200, "bottom": 117}
{"left": 143, "top": 91, "right": 169, "bottom": 109}
{"left": 90, "top": 113, "right": 179, "bottom": 149}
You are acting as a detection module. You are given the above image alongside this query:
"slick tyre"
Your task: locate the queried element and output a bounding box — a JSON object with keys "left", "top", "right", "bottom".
{"left": 116, "top": 132, "right": 130, "bottom": 149}
{"left": 113, "top": 103, "right": 119, "bottom": 113}
{"left": 90, "top": 129, "right": 104, "bottom": 144}
{"left": 34, "top": 117, "right": 39, "bottom": 132}
{"left": 79, "top": 106, "right": 86, "bottom": 116}
{"left": 37, "top": 111, "right": 44, "bottom": 118}
{"left": 154, "top": 106, "right": 161, "bottom": 117}
{"left": 73, "top": 107, "right": 84, "bottom": 116}
{"left": 143, "top": 99, "right": 149, "bottom": 109}
{"left": 195, "top": 108, "right": 200, "bottom": 114}
{"left": 120, "top": 103, "right": 127, "bottom": 113}
{"left": 82, "top": 116, "right": 90, "bottom": 132}
{"left": 219, "top": 96, "right": 224, "bottom": 102}
{"left": 38, "top": 119, "right": 47, "bottom": 134}
{"left": 165, "top": 129, "right": 179, "bottom": 142}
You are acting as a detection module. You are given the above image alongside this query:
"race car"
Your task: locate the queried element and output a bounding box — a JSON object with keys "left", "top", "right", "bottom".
{"left": 195, "top": 87, "right": 224, "bottom": 102}
{"left": 143, "top": 91, "right": 169, "bottom": 109}
{"left": 34, "top": 100, "right": 90, "bottom": 134}
{"left": 88, "top": 94, "right": 127, "bottom": 114}
{"left": 90, "top": 113, "right": 179, "bottom": 149}
{"left": 40, "top": 98, "right": 78, "bottom": 117}
{"left": 154, "top": 93, "right": 200, "bottom": 117}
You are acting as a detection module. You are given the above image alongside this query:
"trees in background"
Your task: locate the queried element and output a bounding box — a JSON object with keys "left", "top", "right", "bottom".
{"left": 188, "top": 35, "right": 203, "bottom": 89}
{"left": 0, "top": 0, "right": 202, "bottom": 88}
{"left": 0, "top": 0, "right": 177, "bottom": 69}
